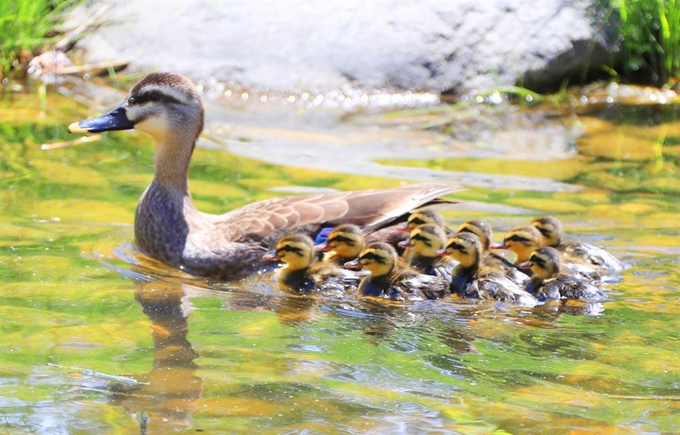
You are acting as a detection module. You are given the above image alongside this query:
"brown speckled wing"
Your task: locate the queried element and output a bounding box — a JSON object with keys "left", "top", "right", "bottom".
{"left": 216, "top": 183, "right": 461, "bottom": 242}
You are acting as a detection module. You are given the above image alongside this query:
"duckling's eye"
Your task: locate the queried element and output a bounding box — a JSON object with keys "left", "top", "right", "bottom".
{"left": 535, "top": 227, "right": 551, "bottom": 237}
{"left": 530, "top": 256, "right": 545, "bottom": 267}
{"left": 329, "top": 235, "right": 355, "bottom": 246}
{"left": 507, "top": 235, "right": 528, "bottom": 243}
{"left": 411, "top": 233, "right": 432, "bottom": 247}
{"left": 360, "top": 252, "right": 387, "bottom": 264}
{"left": 277, "top": 245, "right": 304, "bottom": 256}
{"left": 150, "top": 92, "right": 161, "bottom": 102}
{"left": 447, "top": 242, "right": 467, "bottom": 253}
{"left": 409, "top": 217, "right": 425, "bottom": 226}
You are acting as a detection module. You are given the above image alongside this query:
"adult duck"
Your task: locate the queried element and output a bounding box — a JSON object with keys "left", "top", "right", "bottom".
{"left": 69, "top": 72, "right": 460, "bottom": 280}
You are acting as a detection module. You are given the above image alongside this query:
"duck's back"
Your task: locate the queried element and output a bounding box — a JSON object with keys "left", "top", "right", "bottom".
{"left": 546, "top": 274, "right": 608, "bottom": 301}
{"left": 560, "top": 240, "right": 624, "bottom": 272}
{"left": 482, "top": 252, "right": 529, "bottom": 286}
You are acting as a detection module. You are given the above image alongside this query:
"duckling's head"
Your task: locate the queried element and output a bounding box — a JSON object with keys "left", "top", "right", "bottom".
{"left": 440, "top": 232, "right": 481, "bottom": 268}
{"left": 69, "top": 72, "right": 204, "bottom": 145}
{"left": 396, "top": 209, "right": 445, "bottom": 232}
{"left": 491, "top": 225, "right": 543, "bottom": 263}
{"left": 457, "top": 219, "right": 492, "bottom": 251}
{"left": 314, "top": 224, "right": 364, "bottom": 260}
{"left": 398, "top": 223, "right": 446, "bottom": 257}
{"left": 346, "top": 242, "right": 397, "bottom": 278}
{"left": 520, "top": 247, "right": 561, "bottom": 280}
{"left": 530, "top": 216, "right": 564, "bottom": 248}
{"left": 263, "top": 233, "right": 315, "bottom": 271}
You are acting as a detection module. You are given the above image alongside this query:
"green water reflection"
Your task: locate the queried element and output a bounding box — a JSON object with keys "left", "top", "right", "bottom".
{"left": 0, "top": 87, "right": 679, "bottom": 434}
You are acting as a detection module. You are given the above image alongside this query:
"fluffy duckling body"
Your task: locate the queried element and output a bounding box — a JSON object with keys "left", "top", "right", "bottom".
{"left": 398, "top": 224, "right": 456, "bottom": 281}
{"left": 345, "top": 242, "right": 449, "bottom": 301}
{"left": 314, "top": 224, "right": 365, "bottom": 266}
{"left": 263, "top": 234, "right": 360, "bottom": 292}
{"left": 439, "top": 233, "right": 537, "bottom": 306}
{"left": 521, "top": 247, "right": 608, "bottom": 301}
{"left": 68, "top": 72, "right": 460, "bottom": 281}
{"left": 457, "top": 219, "right": 528, "bottom": 286}
{"left": 492, "top": 225, "right": 601, "bottom": 281}
{"left": 531, "top": 216, "right": 624, "bottom": 273}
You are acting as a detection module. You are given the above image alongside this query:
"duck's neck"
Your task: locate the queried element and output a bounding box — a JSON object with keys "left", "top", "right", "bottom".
{"left": 152, "top": 131, "right": 196, "bottom": 195}
{"left": 134, "top": 133, "right": 198, "bottom": 264}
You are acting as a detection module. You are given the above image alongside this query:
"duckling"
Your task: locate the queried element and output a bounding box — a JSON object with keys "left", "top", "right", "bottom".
{"left": 520, "top": 247, "right": 608, "bottom": 301}
{"left": 395, "top": 209, "right": 453, "bottom": 234}
{"left": 531, "top": 216, "right": 624, "bottom": 272}
{"left": 398, "top": 224, "right": 456, "bottom": 281}
{"left": 68, "top": 72, "right": 461, "bottom": 281}
{"left": 490, "top": 225, "right": 601, "bottom": 281}
{"left": 457, "top": 219, "right": 528, "bottom": 286}
{"left": 344, "top": 242, "right": 449, "bottom": 301}
{"left": 314, "top": 224, "right": 365, "bottom": 266}
{"left": 439, "top": 232, "right": 537, "bottom": 306}
{"left": 263, "top": 233, "right": 360, "bottom": 292}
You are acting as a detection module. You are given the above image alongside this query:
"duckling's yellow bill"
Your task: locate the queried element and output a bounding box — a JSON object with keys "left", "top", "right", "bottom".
{"left": 68, "top": 104, "right": 134, "bottom": 134}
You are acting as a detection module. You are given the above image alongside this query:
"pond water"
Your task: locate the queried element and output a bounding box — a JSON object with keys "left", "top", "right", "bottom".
{"left": 1, "top": 78, "right": 679, "bottom": 434}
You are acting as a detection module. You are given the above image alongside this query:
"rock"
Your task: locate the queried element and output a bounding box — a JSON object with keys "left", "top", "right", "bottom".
{"left": 65, "top": 0, "right": 617, "bottom": 95}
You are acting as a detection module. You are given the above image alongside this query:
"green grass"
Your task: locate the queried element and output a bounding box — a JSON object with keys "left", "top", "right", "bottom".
{"left": 0, "top": 0, "right": 75, "bottom": 78}
{"left": 615, "top": 0, "right": 680, "bottom": 85}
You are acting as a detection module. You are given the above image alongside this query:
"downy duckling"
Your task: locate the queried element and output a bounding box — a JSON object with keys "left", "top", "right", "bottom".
{"left": 344, "top": 242, "right": 449, "bottom": 301}
{"left": 457, "top": 219, "right": 528, "bottom": 286}
{"left": 263, "top": 234, "right": 360, "bottom": 293}
{"left": 314, "top": 224, "right": 365, "bottom": 266}
{"left": 398, "top": 224, "right": 456, "bottom": 281}
{"left": 520, "top": 247, "right": 608, "bottom": 301}
{"left": 396, "top": 209, "right": 452, "bottom": 234}
{"left": 68, "top": 72, "right": 461, "bottom": 281}
{"left": 437, "top": 232, "right": 537, "bottom": 306}
{"left": 491, "top": 225, "right": 601, "bottom": 281}
{"left": 531, "top": 216, "right": 624, "bottom": 272}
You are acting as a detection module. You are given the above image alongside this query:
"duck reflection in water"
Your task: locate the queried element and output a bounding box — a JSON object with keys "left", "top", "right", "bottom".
{"left": 106, "top": 280, "right": 202, "bottom": 434}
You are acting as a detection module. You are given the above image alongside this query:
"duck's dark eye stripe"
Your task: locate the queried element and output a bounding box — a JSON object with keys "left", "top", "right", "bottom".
{"left": 447, "top": 242, "right": 467, "bottom": 253}
{"left": 409, "top": 217, "right": 425, "bottom": 226}
{"left": 277, "top": 245, "right": 304, "bottom": 256}
{"left": 412, "top": 233, "right": 432, "bottom": 247}
{"left": 360, "top": 252, "right": 387, "bottom": 264}
{"left": 130, "top": 91, "right": 182, "bottom": 106}
{"left": 507, "top": 235, "right": 529, "bottom": 243}
{"left": 459, "top": 227, "right": 474, "bottom": 235}
{"left": 329, "top": 235, "right": 354, "bottom": 246}
{"left": 530, "top": 256, "right": 546, "bottom": 267}
{"left": 535, "top": 227, "right": 550, "bottom": 237}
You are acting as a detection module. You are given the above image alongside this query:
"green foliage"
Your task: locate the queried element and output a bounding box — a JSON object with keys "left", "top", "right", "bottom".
{"left": 615, "top": 0, "right": 680, "bottom": 84}
{"left": 0, "top": 0, "right": 75, "bottom": 77}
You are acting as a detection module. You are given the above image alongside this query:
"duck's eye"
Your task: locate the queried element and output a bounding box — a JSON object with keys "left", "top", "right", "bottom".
{"left": 531, "top": 256, "right": 545, "bottom": 267}
{"left": 150, "top": 92, "right": 161, "bottom": 102}
{"left": 507, "top": 235, "right": 528, "bottom": 243}
{"left": 411, "top": 233, "right": 432, "bottom": 247}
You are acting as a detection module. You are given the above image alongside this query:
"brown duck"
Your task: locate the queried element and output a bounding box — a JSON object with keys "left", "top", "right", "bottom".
{"left": 69, "top": 72, "right": 460, "bottom": 280}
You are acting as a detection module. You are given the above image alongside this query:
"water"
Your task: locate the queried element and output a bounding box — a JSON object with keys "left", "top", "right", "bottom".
{"left": 1, "top": 79, "right": 679, "bottom": 434}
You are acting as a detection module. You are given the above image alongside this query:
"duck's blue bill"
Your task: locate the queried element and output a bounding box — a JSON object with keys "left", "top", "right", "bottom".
{"left": 68, "top": 104, "right": 134, "bottom": 134}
